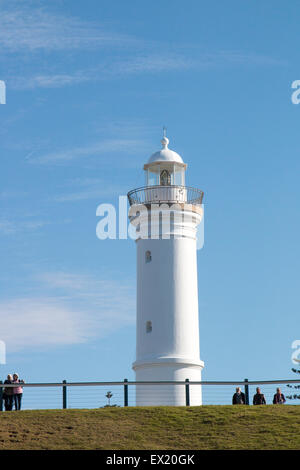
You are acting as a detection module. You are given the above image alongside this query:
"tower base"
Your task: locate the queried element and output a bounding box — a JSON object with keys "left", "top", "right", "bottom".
{"left": 133, "top": 360, "right": 204, "bottom": 406}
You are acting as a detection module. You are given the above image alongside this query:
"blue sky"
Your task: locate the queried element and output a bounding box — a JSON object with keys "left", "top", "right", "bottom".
{"left": 0, "top": 0, "right": 299, "bottom": 397}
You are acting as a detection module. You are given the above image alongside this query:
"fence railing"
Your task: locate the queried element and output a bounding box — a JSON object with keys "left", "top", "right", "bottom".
{"left": 0, "top": 379, "right": 299, "bottom": 411}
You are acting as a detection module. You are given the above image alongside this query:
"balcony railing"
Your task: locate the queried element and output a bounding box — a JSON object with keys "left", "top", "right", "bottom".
{"left": 127, "top": 185, "right": 204, "bottom": 206}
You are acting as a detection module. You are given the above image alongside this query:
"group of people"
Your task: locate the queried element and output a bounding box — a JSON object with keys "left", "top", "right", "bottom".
{"left": 2, "top": 374, "right": 24, "bottom": 411}
{"left": 232, "top": 387, "right": 286, "bottom": 405}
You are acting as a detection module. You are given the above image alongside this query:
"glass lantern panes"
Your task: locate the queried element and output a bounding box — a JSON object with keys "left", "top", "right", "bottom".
{"left": 160, "top": 169, "right": 171, "bottom": 186}
{"left": 145, "top": 163, "right": 185, "bottom": 187}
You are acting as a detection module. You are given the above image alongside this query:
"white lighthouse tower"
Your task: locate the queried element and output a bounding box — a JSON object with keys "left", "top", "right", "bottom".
{"left": 128, "top": 134, "right": 204, "bottom": 406}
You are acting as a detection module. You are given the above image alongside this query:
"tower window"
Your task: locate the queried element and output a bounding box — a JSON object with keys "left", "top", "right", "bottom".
{"left": 160, "top": 169, "right": 171, "bottom": 186}
{"left": 146, "top": 321, "right": 152, "bottom": 333}
{"left": 145, "top": 250, "right": 152, "bottom": 263}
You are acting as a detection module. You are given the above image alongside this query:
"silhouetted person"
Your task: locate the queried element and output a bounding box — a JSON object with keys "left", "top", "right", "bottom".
{"left": 273, "top": 387, "right": 286, "bottom": 404}
{"left": 3, "top": 374, "right": 13, "bottom": 411}
{"left": 232, "top": 387, "right": 246, "bottom": 405}
{"left": 253, "top": 387, "right": 266, "bottom": 405}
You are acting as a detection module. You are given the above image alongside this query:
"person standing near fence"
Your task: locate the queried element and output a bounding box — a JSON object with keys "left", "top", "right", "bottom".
{"left": 273, "top": 387, "right": 286, "bottom": 404}
{"left": 253, "top": 387, "right": 266, "bottom": 405}
{"left": 12, "top": 373, "right": 24, "bottom": 410}
{"left": 232, "top": 387, "right": 246, "bottom": 405}
{"left": 3, "top": 374, "right": 14, "bottom": 411}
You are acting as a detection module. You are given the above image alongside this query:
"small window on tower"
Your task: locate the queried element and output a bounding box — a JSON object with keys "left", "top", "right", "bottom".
{"left": 145, "top": 250, "right": 152, "bottom": 263}
{"left": 146, "top": 321, "right": 152, "bottom": 333}
{"left": 160, "top": 169, "right": 171, "bottom": 186}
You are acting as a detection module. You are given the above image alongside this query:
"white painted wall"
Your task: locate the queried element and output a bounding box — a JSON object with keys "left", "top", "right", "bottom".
{"left": 132, "top": 205, "right": 204, "bottom": 406}
{"left": 134, "top": 364, "right": 203, "bottom": 406}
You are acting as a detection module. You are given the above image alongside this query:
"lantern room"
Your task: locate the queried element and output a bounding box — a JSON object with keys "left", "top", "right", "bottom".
{"left": 144, "top": 136, "right": 187, "bottom": 187}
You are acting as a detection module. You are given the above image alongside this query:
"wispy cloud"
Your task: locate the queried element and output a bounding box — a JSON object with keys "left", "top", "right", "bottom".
{"left": 12, "top": 71, "right": 94, "bottom": 90}
{"left": 0, "top": 297, "right": 90, "bottom": 351}
{"left": 211, "top": 50, "right": 287, "bottom": 67}
{"left": 1, "top": 3, "right": 285, "bottom": 92}
{"left": 9, "top": 49, "right": 286, "bottom": 90}
{"left": 53, "top": 181, "right": 126, "bottom": 203}
{"left": 0, "top": 220, "right": 15, "bottom": 235}
{"left": 0, "top": 271, "right": 135, "bottom": 353}
{"left": 39, "top": 271, "right": 134, "bottom": 310}
{"left": 0, "top": 218, "right": 50, "bottom": 235}
{"left": 11, "top": 54, "right": 196, "bottom": 90}
{"left": 110, "top": 54, "right": 196, "bottom": 74}
{"left": 27, "top": 138, "right": 150, "bottom": 165}
{"left": 0, "top": 190, "right": 29, "bottom": 199}
{"left": 38, "top": 272, "right": 135, "bottom": 324}
{"left": 0, "top": 5, "right": 136, "bottom": 52}
{"left": 54, "top": 177, "right": 128, "bottom": 202}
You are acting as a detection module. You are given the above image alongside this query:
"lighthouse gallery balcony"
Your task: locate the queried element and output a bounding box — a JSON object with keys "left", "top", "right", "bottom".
{"left": 127, "top": 185, "right": 204, "bottom": 206}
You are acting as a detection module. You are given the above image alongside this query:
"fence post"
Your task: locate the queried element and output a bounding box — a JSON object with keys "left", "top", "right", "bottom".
{"left": 185, "top": 379, "right": 190, "bottom": 406}
{"left": 0, "top": 381, "right": 3, "bottom": 411}
{"left": 124, "top": 379, "right": 128, "bottom": 407}
{"left": 244, "top": 378, "right": 249, "bottom": 405}
{"left": 62, "top": 380, "right": 67, "bottom": 409}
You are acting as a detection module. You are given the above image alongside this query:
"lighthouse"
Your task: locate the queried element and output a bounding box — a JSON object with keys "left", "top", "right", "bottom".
{"left": 128, "top": 134, "right": 204, "bottom": 406}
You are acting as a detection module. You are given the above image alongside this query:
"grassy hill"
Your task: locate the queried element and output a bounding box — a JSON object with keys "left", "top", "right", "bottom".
{"left": 0, "top": 405, "right": 299, "bottom": 450}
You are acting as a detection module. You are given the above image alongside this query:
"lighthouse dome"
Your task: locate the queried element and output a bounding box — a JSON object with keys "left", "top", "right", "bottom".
{"left": 147, "top": 137, "right": 184, "bottom": 165}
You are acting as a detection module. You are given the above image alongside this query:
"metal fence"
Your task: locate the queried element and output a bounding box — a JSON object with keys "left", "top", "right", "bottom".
{"left": 127, "top": 185, "right": 204, "bottom": 206}
{"left": 0, "top": 379, "right": 299, "bottom": 411}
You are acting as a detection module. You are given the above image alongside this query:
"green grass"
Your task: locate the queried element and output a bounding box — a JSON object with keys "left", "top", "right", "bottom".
{"left": 0, "top": 406, "right": 299, "bottom": 450}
